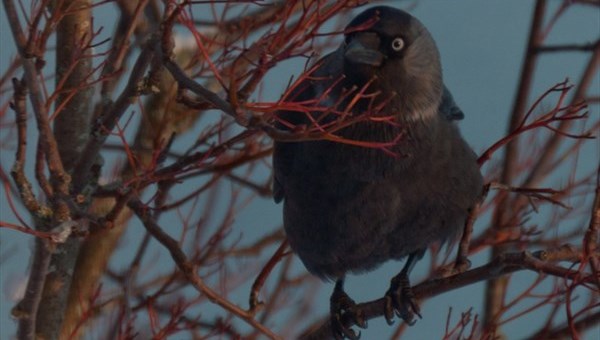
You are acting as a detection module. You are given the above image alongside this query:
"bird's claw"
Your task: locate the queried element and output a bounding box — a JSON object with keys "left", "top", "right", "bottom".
{"left": 383, "top": 276, "right": 421, "bottom": 325}
{"left": 331, "top": 315, "right": 360, "bottom": 340}
{"left": 330, "top": 288, "right": 367, "bottom": 339}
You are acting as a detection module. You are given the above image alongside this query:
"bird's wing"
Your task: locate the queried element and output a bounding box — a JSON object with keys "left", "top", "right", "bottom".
{"left": 272, "top": 51, "right": 342, "bottom": 203}
{"left": 439, "top": 86, "right": 465, "bottom": 121}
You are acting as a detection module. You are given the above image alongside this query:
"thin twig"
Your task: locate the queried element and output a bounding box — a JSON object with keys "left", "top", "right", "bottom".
{"left": 248, "top": 240, "right": 289, "bottom": 313}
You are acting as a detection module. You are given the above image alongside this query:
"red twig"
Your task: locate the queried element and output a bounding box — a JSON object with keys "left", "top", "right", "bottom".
{"left": 248, "top": 239, "right": 290, "bottom": 313}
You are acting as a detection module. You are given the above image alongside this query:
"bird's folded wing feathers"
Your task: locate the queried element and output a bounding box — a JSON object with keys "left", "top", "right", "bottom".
{"left": 440, "top": 86, "right": 465, "bottom": 121}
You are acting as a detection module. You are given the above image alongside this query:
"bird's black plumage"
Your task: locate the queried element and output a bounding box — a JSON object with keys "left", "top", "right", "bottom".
{"left": 272, "top": 6, "right": 482, "bottom": 337}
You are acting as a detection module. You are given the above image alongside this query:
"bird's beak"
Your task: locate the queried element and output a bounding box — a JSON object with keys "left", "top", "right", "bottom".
{"left": 344, "top": 33, "right": 384, "bottom": 67}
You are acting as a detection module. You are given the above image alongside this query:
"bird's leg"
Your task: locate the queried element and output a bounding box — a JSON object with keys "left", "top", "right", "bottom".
{"left": 330, "top": 278, "right": 366, "bottom": 340}
{"left": 384, "top": 250, "right": 424, "bottom": 325}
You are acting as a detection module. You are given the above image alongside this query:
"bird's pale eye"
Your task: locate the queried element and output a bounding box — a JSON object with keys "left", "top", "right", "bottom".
{"left": 391, "top": 37, "right": 405, "bottom": 51}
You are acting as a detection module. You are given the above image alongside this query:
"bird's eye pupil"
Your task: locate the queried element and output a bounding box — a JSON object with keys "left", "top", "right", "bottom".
{"left": 391, "top": 37, "right": 404, "bottom": 51}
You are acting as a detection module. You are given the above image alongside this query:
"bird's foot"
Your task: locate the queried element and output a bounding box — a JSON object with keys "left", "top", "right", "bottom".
{"left": 383, "top": 272, "right": 422, "bottom": 325}
{"left": 330, "top": 283, "right": 367, "bottom": 340}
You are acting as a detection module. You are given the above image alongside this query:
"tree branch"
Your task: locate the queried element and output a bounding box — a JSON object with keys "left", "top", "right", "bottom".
{"left": 485, "top": 0, "right": 547, "bottom": 332}
{"left": 128, "top": 198, "right": 282, "bottom": 340}
{"left": 302, "top": 246, "right": 595, "bottom": 340}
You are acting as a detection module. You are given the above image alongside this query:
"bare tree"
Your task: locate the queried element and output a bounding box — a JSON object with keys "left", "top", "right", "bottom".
{"left": 0, "top": 1, "right": 598, "bottom": 339}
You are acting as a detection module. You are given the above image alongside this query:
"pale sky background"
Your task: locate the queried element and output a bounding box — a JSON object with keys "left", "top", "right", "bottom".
{"left": 1, "top": 1, "right": 599, "bottom": 339}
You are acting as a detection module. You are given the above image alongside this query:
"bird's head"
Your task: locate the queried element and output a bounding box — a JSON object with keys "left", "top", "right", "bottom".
{"left": 342, "top": 6, "right": 443, "bottom": 121}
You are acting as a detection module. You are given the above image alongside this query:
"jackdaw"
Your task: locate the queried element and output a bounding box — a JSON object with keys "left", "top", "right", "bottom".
{"left": 272, "top": 6, "right": 483, "bottom": 339}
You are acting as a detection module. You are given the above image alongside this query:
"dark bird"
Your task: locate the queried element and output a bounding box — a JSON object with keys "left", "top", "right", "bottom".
{"left": 272, "top": 6, "right": 483, "bottom": 339}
